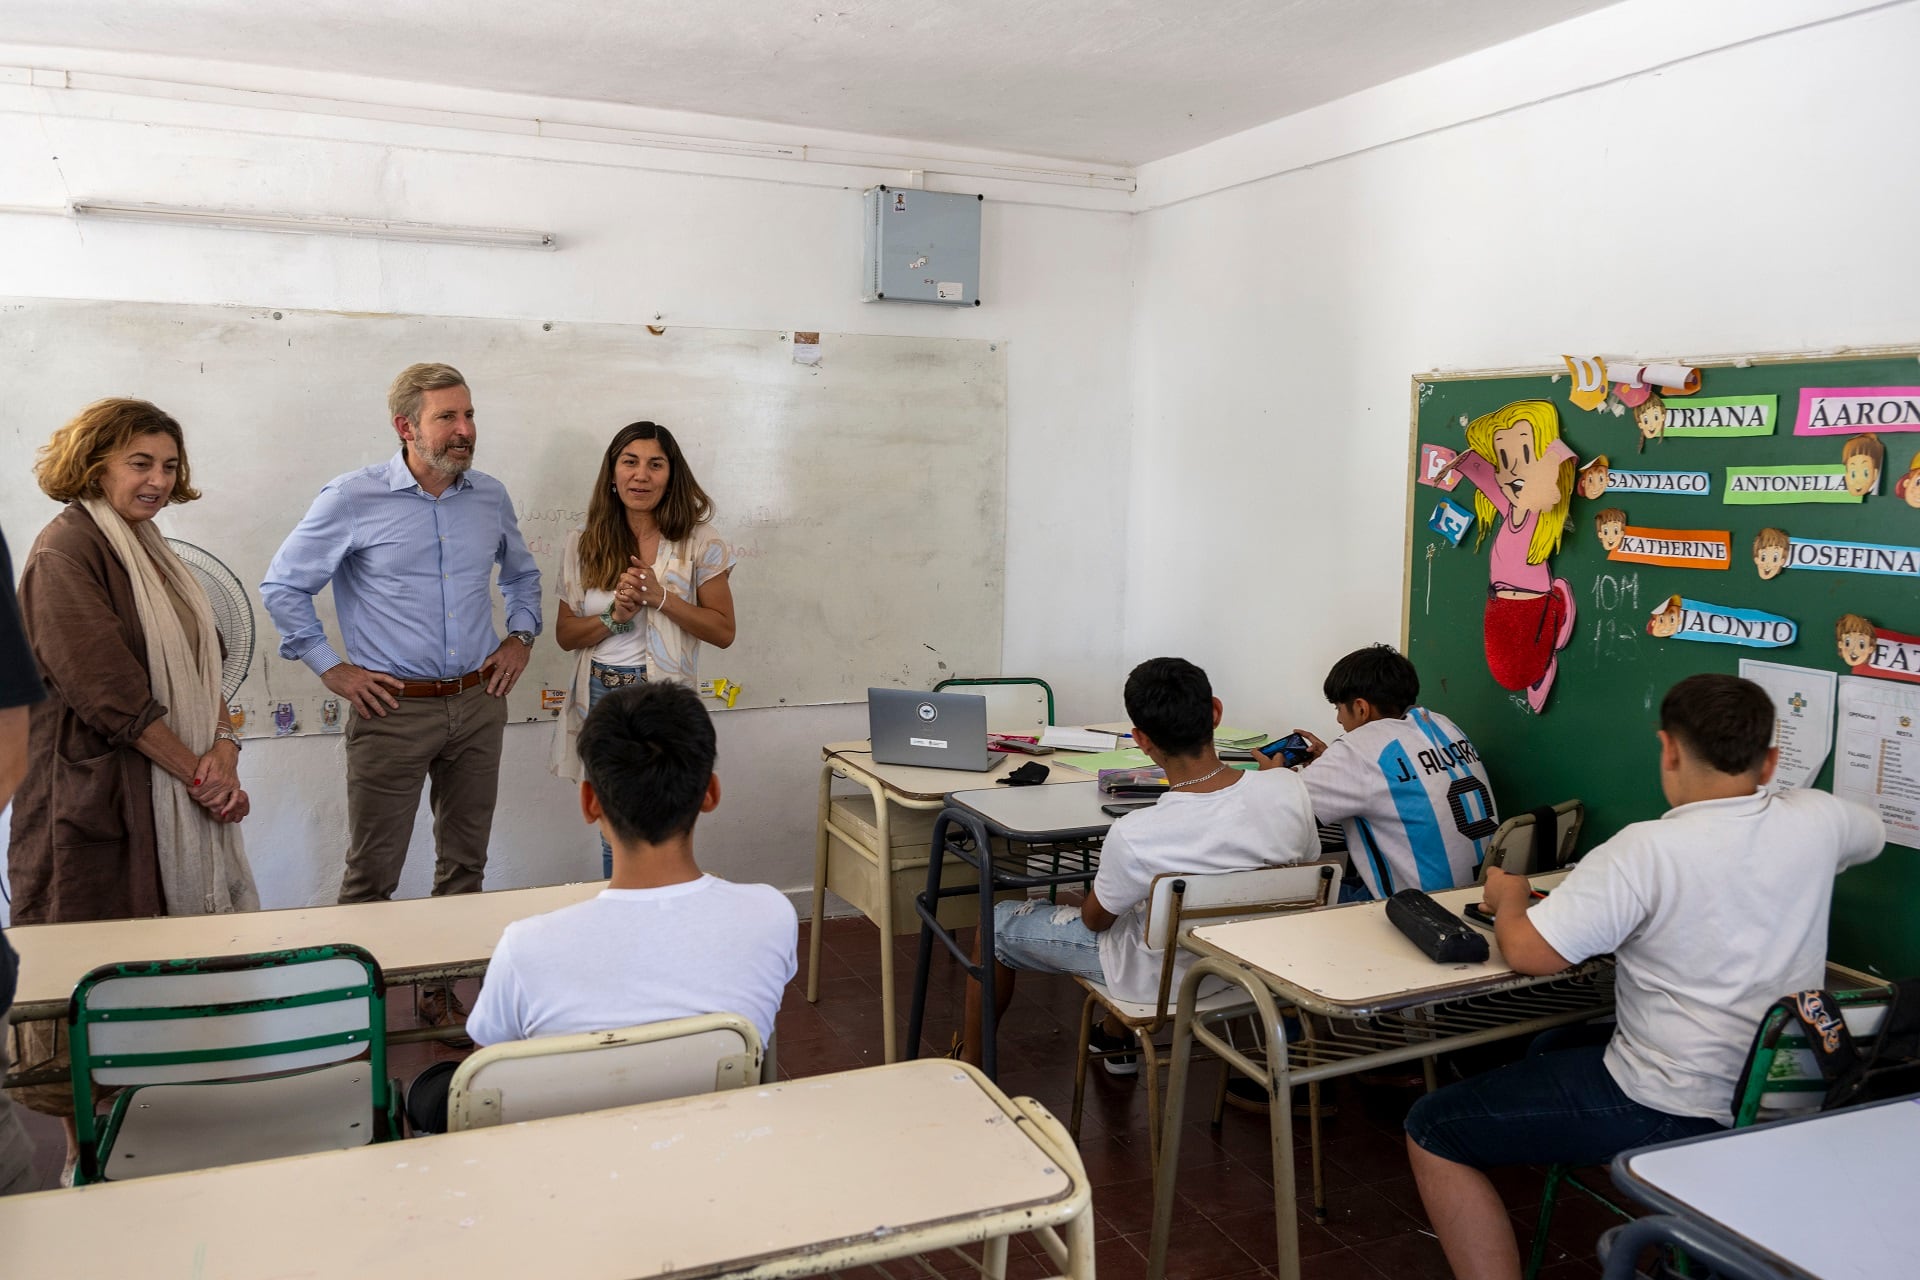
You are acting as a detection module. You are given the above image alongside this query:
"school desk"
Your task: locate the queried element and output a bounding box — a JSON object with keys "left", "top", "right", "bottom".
{"left": 0, "top": 1057, "right": 1095, "bottom": 1280}
{"left": 4, "top": 880, "right": 605, "bottom": 1080}
{"left": 904, "top": 779, "right": 1118, "bottom": 1079}
{"left": 807, "top": 736, "right": 1108, "bottom": 1063}
{"left": 1605, "top": 1092, "right": 1920, "bottom": 1280}
{"left": 1143, "top": 872, "right": 1615, "bottom": 1280}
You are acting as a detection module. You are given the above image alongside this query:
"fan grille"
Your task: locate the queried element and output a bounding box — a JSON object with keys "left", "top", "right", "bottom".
{"left": 166, "top": 539, "right": 254, "bottom": 702}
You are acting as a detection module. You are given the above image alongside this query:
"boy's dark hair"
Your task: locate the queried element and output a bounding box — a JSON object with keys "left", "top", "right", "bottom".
{"left": 1123, "top": 657, "right": 1214, "bottom": 756}
{"left": 577, "top": 682, "right": 716, "bottom": 845}
{"left": 1323, "top": 644, "right": 1419, "bottom": 718}
{"left": 1659, "top": 674, "right": 1775, "bottom": 775}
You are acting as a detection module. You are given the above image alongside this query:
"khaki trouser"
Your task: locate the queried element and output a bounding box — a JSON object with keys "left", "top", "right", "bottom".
{"left": 0, "top": 1030, "right": 37, "bottom": 1193}
{"left": 340, "top": 680, "right": 508, "bottom": 903}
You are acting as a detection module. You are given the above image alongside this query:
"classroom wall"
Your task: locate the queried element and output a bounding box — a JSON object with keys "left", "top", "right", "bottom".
{"left": 0, "top": 53, "right": 1135, "bottom": 917}
{"left": 1124, "top": 0, "right": 1920, "bottom": 739}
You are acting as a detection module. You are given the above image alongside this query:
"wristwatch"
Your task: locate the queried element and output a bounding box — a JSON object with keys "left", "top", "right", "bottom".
{"left": 509, "top": 629, "right": 535, "bottom": 648}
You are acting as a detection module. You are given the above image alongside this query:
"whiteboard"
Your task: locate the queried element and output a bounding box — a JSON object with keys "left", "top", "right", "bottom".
{"left": 0, "top": 297, "right": 1006, "bottom": 731}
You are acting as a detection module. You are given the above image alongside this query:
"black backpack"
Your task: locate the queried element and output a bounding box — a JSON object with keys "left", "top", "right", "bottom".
{"left": 1759, "top": 979, "right": 1920, "bottom": 1114}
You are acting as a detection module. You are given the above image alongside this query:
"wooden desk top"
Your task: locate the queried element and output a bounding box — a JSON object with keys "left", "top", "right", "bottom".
{"left": 7, "top": 880, "right": 606, "bottom": 1019}
{"left": 0, "top": 1059, "right": 1084, "bottom": 1280}
{"left": 1188, "top": 873, "right": 1572, "bottom": 1017}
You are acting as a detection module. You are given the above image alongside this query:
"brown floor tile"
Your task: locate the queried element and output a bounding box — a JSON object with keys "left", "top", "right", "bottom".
{"left": 1350, "top": 1228, "right": 1456, "bottom": 1280}
{"left": 1305, "top": 1181, "right": 1423, "bottom": 1248}
{"left": 1172, "top": 1156, "right": 1280, "bottom": 1220}
{"left": 1207, "top": 1208, "right": 1344, "bottom": 1264}
{"left": 1122, "top": 1217, "right": 1266, "bottom": 1280}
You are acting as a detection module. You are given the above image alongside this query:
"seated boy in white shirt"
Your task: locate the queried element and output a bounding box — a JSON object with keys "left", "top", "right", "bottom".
{"left": 1261, "top": 644, "right": 1497, "bottom": 901}
{"left": 1404, "top": 673, "right": 1884, "bottom": 1280}
{"left": 407, "top": 681, "right": 797, "bottom": 1131}
{"left": 960, "top": 657, "right": 1318, "bottom": 1073}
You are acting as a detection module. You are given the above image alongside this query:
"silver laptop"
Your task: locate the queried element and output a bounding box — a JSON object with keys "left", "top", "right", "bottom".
{"left": 867, "top": 687, "right": 995, "bottom": 771}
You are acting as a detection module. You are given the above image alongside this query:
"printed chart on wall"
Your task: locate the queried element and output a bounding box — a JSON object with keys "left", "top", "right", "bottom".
{"left": 1406, "top": 349, "right": 1920, "bottom": 978}
{"left": 1837, "top": 676, "right": 1920, "bottom": 850}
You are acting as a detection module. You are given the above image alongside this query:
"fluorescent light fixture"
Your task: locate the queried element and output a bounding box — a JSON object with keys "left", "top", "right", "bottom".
{"left": 69, "top": 201, "right": 557, "bottom": 250}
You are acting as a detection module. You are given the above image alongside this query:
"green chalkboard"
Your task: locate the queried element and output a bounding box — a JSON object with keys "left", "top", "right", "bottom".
{"left": 1404, "top": 352, "right": 1920, "bottom": 980}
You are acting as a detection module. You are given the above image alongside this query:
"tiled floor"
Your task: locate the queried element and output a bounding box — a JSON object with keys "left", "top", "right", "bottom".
{"left": 14, "top": 911, "right": 1629, "bottom": 1277}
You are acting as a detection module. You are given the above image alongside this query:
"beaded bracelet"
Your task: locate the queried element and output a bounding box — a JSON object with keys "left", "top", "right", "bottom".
{"left": 599, "top": 605, "right": 636, "bottom": 635}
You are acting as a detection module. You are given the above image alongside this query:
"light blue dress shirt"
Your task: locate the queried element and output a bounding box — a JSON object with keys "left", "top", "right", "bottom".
{"left": 261, "top": 452, "right": 543, "bottom": 681}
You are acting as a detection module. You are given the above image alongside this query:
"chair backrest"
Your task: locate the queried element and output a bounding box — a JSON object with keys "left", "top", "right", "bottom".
{"left": 933, "top": 676, "right": 1054, "bottom": 736}
{"left": 1142, "top": 861, "right": 1344, "bottom": 1015}
{"left": 1479, "top": 799, "right": 1584, "bottom": 878}
{"left": 446, "top": 1013, "right": 764, "bottom": 1131}
{"left": 1732, "top": 989, "right": 1893, "bottom": 1127}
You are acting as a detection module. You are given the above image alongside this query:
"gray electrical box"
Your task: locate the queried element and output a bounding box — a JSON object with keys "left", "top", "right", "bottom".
{"left": 862, "top": 186, "right": 983, "bottom": 306}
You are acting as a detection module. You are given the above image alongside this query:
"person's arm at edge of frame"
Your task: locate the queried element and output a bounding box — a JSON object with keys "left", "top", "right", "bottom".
{"left": 260, "top": 482, "right": 402, "bottom": 719}
{"left": 1481, "top": 866, "right": 1572, "bottom": 975}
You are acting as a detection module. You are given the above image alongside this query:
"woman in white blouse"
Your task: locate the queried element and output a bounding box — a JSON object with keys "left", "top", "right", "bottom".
{"left": 550, "top": 421, "right": 738, "bottom": 875}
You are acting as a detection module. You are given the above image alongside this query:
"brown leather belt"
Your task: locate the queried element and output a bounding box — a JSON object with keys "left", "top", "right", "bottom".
{"left": 395, "top": 670, "right": 486, "bottom": 698}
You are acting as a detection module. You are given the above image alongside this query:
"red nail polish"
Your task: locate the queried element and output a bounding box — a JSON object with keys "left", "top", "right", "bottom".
{"left": 192, "top": 777, "right": 202, "bottom": 786}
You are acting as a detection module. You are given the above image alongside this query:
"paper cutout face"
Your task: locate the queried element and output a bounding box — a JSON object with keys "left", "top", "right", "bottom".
{"left": 1595, "top": 508, "right": 1628, "bottom": 552}
{"left": 1843, "top": 433, "right": 1885, "bottom": 497}
{"left": 1577, "top": 455, "right": 1610, "bottom": 500}
{"left": 1752, "top": 528, "right": 1790, "bottom": 580}
{"left": 1837, "top": 614, "right": 1877, "bottom": 666}
{"left": 1458, "top": 399, "right": 1578, "bottom": 714}
{"left": 1900, "top": 452, "right": 1920, "bottom": 508}
{"left": 1634, "top": 393, "right": 1667, "bottom": 444}
{"left": 1648, "top": 595, "right": 1684, "bottom": 638}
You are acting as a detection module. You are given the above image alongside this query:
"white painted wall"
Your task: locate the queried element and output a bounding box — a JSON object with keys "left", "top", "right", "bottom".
{"left": 0, "top": 59, "right": 1135, "bottom": 918}
{"left": 1125, "top": 0, "right": 1920, "bottom": 738}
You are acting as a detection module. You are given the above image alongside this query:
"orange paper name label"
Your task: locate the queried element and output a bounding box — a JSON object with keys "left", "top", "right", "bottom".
{"left": 1608, "top": 525, "right": 1731, "bottom": 570}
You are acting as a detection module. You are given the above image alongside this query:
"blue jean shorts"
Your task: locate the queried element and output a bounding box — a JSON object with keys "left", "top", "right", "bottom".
{"left": 990, "top": 899, "right": 1108, "bottom": 982}
{"left": 1405, "top": 1026, "right": 1723, "bottom": 1170}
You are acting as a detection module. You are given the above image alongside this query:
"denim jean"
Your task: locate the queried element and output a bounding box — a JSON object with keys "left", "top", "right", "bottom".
{"left": 1404, "top": 1023, "right": 1723, "bottom": 1169}
{"left": 990, "top": 899, "right": 1108, "bottom": 981}
{"left": 588, "top": 661, "right": 646, "bottom": 878}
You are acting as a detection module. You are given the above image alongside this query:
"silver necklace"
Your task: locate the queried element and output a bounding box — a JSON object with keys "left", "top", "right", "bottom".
{"left": 1168, "top": 762, "right": 1231, "bottom": 790}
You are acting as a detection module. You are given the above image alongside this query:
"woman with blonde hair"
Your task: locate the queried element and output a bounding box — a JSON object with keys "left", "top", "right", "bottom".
{"left": 1439, "top": 399, "right": 1578, "bottom": 712}
{"left": 550, "top": 421, "right": 737, "bottom": 876}
{"left": 10, "top": 397, "right": 257, "bottom": 1178}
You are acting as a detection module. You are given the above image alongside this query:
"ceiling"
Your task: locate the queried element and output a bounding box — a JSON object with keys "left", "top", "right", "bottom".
{"left": 0, "top": 0, "right": 1620, "bottom": 165}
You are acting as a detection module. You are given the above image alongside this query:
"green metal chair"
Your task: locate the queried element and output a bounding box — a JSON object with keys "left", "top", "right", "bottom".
{"left": 933, "top": 676, "right": 1055, "bottom": 736}
{"left": 68, "top": 943, "right": 401, "bottom": 1184}
{"left": 1523, "top": 985, "right": 1894, "bottom": 1278}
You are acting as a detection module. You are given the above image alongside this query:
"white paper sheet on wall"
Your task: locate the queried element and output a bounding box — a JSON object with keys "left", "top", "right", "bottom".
{"left": 1835, "top": 675, "right": 1920, "bottom": 849}
{"left": 1738, "top": 660, "right": 1835, "bottom": 792}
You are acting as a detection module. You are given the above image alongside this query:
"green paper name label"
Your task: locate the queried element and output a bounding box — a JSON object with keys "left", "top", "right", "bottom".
{"left": 1723, "top": 464, "right": 1863, "bottom": 505}
{"left": 1662, "top": 395, "right": 1777, "bottom": 438}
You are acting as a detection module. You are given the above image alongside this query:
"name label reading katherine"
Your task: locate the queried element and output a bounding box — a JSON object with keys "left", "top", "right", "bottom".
{"left": 1661, "top": 395, "right": 1778, "bottom": 438}
{"left": 1609, "top": 526, "right": 1732, "bottom": 570}
{"left": 1608, "top": 469, "right": 1712, "bottom": 496}
{"left": 1786, "top": 538, "right": 1920, "bottom": 578}
{"left": 1673, "top": 600, "right": 1798, "bottom": 648}
{"left": 1794, "top": 386, "right": 1920, "bottom": 436}
{"left": 1723, "top": 465, "right": 1864, "bottom": 505}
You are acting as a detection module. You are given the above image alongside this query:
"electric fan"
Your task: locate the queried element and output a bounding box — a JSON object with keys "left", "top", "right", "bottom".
{"left": 166, "top": 539, "right": 255, "bottom": 701}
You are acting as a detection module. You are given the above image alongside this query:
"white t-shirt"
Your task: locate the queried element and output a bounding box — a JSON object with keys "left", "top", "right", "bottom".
{"left": 1529, "top": 787, "right": 1883, "bottom": 1122}
{"left": 1091, "top": 768, "right": 1319, "bottom": 1005}
{"left": 1299, "top": 707, "right": 1497, "bottom": 899}
{"left": 465, "top": 876, "right": 798, "bottom": 1048}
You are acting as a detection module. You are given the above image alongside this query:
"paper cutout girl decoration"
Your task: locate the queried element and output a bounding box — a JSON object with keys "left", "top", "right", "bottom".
{"left": 1577, "top": 454, "right": 1610, "bottom": 500}
{"left": 1754, "top": 528, "right": 1790, "bottom": 580}
{"left": 1837, "top": 614, "right": 1876, "bottom": 667}
{"left": 1898, "top": 450, "right": 1920, "bottom": 507}
{"left": 1843, "top": 433, "right": 1884, "bottom": 498}
{"left": 1440, "top": 399, "right": 1578, "bottom": 713}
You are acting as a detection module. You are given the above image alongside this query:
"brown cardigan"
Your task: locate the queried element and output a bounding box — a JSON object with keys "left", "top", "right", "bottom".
{"left": 8, "top": 504, "right": 167, "bottom": 924}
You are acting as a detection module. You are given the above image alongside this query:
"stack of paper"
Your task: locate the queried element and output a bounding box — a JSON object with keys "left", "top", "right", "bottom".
{"left": 1039, "top": 727, "right": 1119, "bottom": 752}
{"left": 1214, "top": 727, "right": 1270, "bottom": 749}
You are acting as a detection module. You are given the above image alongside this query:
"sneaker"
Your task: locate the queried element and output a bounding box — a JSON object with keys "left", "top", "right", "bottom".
{"left": 1088, "top": 1024, "right": 1140, "bottom": 1077}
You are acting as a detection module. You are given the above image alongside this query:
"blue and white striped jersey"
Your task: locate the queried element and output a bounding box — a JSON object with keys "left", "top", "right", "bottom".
{"left": 1298, "top": 707, "right": 1498, "bottom": 900}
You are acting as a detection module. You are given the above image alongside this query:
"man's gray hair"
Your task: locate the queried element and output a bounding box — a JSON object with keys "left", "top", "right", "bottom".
{"left": 387, "top": 362, "right": 468, "bottom": 427}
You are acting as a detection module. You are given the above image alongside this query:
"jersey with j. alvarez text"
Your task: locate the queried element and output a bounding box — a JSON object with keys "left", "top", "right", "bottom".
{"left": 1298, "top": 707, "right": 1498, "bottom": 900}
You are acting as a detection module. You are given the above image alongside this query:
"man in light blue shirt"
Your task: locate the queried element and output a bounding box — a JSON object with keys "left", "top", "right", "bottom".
{"left": 262, "top": 363, "right": 542, "bottom": 922}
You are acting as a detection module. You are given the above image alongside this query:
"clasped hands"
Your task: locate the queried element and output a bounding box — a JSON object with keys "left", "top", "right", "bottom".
{"left": 189, "top": 739, "right": 249, "bottom": 823}
{"left": 608, "top": 556, "right": 665, "bottom": 624}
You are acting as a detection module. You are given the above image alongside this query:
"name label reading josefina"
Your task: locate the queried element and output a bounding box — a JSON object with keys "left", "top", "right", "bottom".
{"left": 1723, "top": 465, "right": 1865, "bottom": 505}
{"left": 1673, "top": 600, "right": 1799, "bottom": 649}
{"left": 1794, "top": 386, "right": 1920, "bottom": 436}
{"left": 1661, "top": 395, "right": 1778, "bottom": 438}
{"left": 1785, "top": 538, "right": 1920, "bottom": 578}
{"left": 1608, "top": 525, "right": 1732, "bottom": 570}
{"left": 1607, "top": 469, "right": 1712, "bottom": 495}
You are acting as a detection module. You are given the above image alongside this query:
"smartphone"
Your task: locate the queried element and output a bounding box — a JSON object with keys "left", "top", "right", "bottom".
{"left": 1463, "top": 902, "right": 1496, "bottom": 928}
{"left": 1257, "top": 732, "right": 1314, "bottom": 768}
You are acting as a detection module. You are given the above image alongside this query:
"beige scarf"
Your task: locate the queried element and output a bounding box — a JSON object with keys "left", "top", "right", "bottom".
{"left": 81, "top": 498, "right": 259, "bottom": 916}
